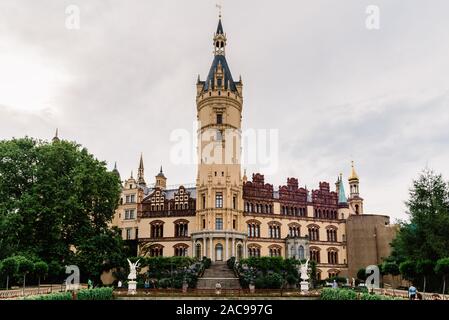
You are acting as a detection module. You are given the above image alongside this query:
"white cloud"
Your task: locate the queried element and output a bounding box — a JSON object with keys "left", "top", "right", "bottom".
{"left": 1, "top": 0, "right": 449, "bottom": 221}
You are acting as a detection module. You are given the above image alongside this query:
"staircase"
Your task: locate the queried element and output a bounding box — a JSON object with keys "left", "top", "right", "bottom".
{"left": 197, "top": 262, "right": 241, "bottom": 289}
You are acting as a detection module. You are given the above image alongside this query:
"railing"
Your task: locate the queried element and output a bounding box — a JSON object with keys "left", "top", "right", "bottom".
{"left": 114, "top": 288, "right": 320, "bottom": 297}
{"left": 373, "top": 288, "right": 449, "bottom": 300}
{"left": 0, "top": 284, "right": 88, "bottom": 300}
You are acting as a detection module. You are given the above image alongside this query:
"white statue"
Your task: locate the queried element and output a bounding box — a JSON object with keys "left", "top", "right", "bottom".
{"left": 299, "top": 259, "right": 310, "bottom": 281}
{"left": 127, "top": 259, "right": 140, "bottom": 280}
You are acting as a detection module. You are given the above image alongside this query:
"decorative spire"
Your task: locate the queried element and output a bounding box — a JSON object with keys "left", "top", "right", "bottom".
{"left": 112, "top": 162, "right": 121, "bottom": 181}
{"left": 130, "top": 170, "right": 134, "bottom": 179}
{"left": 156, "top": 166, "right": 166, "bottom": 178}
{"left": 52, "top": 128, "right": 60, "bottom": 143}
{"left": 243, "top": 169, "right": 247, "bottom": 183}
{"left": 338, "top": 175, "right": 347, "bottom": 204}
{"left": 213, "top": 13, "right": 226, "bottom": 56}
{"left": 137, "top": 153, "right": 146, "bottom": 186}
{"left": 349, "top": 161, "right": 359, "bottom": 181}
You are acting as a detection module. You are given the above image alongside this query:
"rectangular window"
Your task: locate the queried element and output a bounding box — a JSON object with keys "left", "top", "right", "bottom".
{"left": 126, "top": 228, "right": 132, "bottom": 240}
{"left": 215, "top": 217, "right": 223, "bottom": 230}
{"left": 217, "top": 113, "right": 223, "bottom": 124}
{"left": 202, "top": 194, "right": 206, "bottom": 209}
{"left": 216, "top": 130, "right": 223, "bottom": 141}
{"left": 130, "top": 194, "right": 135, "bottom": 203}
{"left": 233, "top": 219, "right": 236, "bottom": 229}
{"left": 215, "top": 193, "right": 223, "bottom": 208}
{"left": 233, "top": 196, "right": 237, "bottom": 210}
{"left": 125, "top": 195, "right": 130, "bottom": 203}
{"left": 202, "top": 218, "right": 206, "bottom": 229}
{"left": 135, "top": 228, "right": 138, "bottom": 239}
{"left": 130, "top": 210, "right": 134, "bottom": 219}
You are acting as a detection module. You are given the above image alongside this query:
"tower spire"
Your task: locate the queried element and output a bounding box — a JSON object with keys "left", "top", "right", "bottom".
{"left": 137, "top": 153, "right": 146, "bottom": 186}
{"left": 52, "top": 128, "right": 60, "bottom": 143}
{"left": 213, "top": 12, "right": 226, "bottom": 56}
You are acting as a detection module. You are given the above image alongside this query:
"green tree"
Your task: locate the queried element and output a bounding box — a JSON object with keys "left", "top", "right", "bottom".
{"left": 382, "top": 262, "right": 400, "bottom": 287}
{"left": 0, "top": 138, "right": 125, "bottom": 282}
{"left": 435, "top": 258, "right": 449, "bottom": 295}
{"left": 416, "top": 259, "right": 434, "bottom": 292}
{"left": 34, "top": 261, "right": 49, "bottom": 292}
{"left": 391, "top": 170, "right": 449, "bottom": 262}
{"left": 16, "top": 256, "right": 34, "bottom": 292}
{"left": 399, "top": 260, "right": 416, "bottom": 285}
{"left": 0, "top": 257, "right": 18, "bottom": 290}
{"left": 357, "top": 268, "right": 367, "bottom": 281}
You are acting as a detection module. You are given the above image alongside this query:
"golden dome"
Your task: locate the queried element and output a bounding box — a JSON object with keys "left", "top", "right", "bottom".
{"left": 349, "top": 161, "right": 359, "bottom": 181}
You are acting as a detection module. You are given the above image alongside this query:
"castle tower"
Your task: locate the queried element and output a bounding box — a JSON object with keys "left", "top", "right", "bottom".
{"left": 348, "top": 161, "right": 363, "bottom": 215}
{"left": 155, "top": 166, "right": 167, "bottom": 190}
{"left": 192, "top": 15, "right": 246, "bottom": 261}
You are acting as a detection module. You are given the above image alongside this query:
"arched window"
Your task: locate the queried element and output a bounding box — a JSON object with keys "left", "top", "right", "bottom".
{"left": 174, "top": 244, "right": 188, "bottom": 257}
{"left": 308, "top": 225, "right": 320, "bottom": 241}
{"left": 247, "top": 220, "right": 261, "bottom": 238}
{"left": 248, "top": 244, "right": 261, "bottom": 257}
{"left": 149, "top": 244, "right": 164, "bottom": 257}
{"left": 298, "top": 246, "right": 305, "bottom": 260}
{"left": 174, "top": 220, "right": 189, "bottom": 237}
{"left": 327, "top": 248, "right": 339, "bottom": 264}
{"left": 310, "top": 247, "right": 321, "bottom": 263}
{"left": 326, "top": 227, "right": 337, "bottom": 242}
{"left": 150, "top": 221, "right": 164, "bottom": 238}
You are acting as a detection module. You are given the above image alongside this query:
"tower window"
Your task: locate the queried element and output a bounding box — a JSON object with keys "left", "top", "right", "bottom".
{"left": 215, "top": 193, "right": 223, "bottom": 208}
{"left": 217, "top": 113, "right": 223, "bottom": 124}
{"left": 202, "top": 194, "right": 206, "bottom": 209}
{"left": 215, "top": 217, "right": 223, "bottom": 230}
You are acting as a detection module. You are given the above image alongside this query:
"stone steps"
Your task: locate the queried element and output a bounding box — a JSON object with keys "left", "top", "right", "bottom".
{"left": 197, "top": 262, "right": 241, "bottom": 289}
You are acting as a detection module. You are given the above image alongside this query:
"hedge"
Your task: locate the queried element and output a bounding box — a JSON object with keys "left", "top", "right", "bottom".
{"left": 321, "top": 288, "right": 403, "bottom": 301}
{"left": 26, "top": 287, "right": 114, "bottom": 300}
{"left": 77, "top": 287, "right": 114, "bottom": 300}
{"left": 25, "top": 292, "right": 72, "bottom": 300}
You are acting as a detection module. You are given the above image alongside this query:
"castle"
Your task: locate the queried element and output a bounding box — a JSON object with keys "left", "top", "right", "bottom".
{"left": 111, "top": 16, "right": 392, "bottom": 280}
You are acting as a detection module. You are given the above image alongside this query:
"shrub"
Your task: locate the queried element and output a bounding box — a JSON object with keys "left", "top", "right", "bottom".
{"left": 286, "top": 274, "right": 298, "bottom": 285}
{"left": 26, "top": 292, "right": 72, "bottom": 300}
{"left": 77, "top": 287, "right": 113, "bottom": 300}
{"left": 202, "top": 257, "right": 212, "bottom": 269}
{"left": 158, "top": 278, "right": 171, "bottom": 289}
{"left": 321, "top": 288, "right": 398, "bottom": 301}
{"left": 265, "top": 273, "right": 283, "bottom": 289}
{"left": 227, "top": 257, "right": 236, "bottom": 269}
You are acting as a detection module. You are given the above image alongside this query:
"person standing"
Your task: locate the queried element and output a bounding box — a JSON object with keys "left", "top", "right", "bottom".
{"left": 408, "top": 285, "right": 417, "bottom": 300}
{"left": 332, "top": 280, "right": 338, "bottom": 289}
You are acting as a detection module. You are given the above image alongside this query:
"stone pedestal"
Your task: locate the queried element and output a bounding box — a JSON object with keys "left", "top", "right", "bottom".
{"left": 300, "top": 281, "right": 309, "bottom": 293}
{"left": 249, "top": 284, "right": 255, "bottom": 294}
{"left": 128, "top": 280, "right": 137, "bottom": 295}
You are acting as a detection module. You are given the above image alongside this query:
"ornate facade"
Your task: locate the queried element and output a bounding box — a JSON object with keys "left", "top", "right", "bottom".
{"left": 112, "top": 16, "right": 371, "bottom": 280}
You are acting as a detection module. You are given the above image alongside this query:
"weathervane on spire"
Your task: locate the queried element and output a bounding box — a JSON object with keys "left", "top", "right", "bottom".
{"left": 216, "top": 3, "right": 222, "bottom": 18}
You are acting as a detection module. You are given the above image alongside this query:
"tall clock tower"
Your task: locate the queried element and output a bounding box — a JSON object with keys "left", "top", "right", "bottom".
{"left": 191, "top": 15, "right": 247, "bottom": 261}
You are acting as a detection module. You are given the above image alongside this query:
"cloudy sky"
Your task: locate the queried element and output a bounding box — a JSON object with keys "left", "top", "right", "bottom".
{"left": 1, "top": 0, "right": 449, "bottom": 221}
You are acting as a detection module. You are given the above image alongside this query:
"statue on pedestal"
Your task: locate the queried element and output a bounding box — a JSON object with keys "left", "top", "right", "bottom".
{"left": 127, "top": 259, "right": 140, "bottom": 295}
{"left": 298, "top": 259, "right": 310, "bottom": 293}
